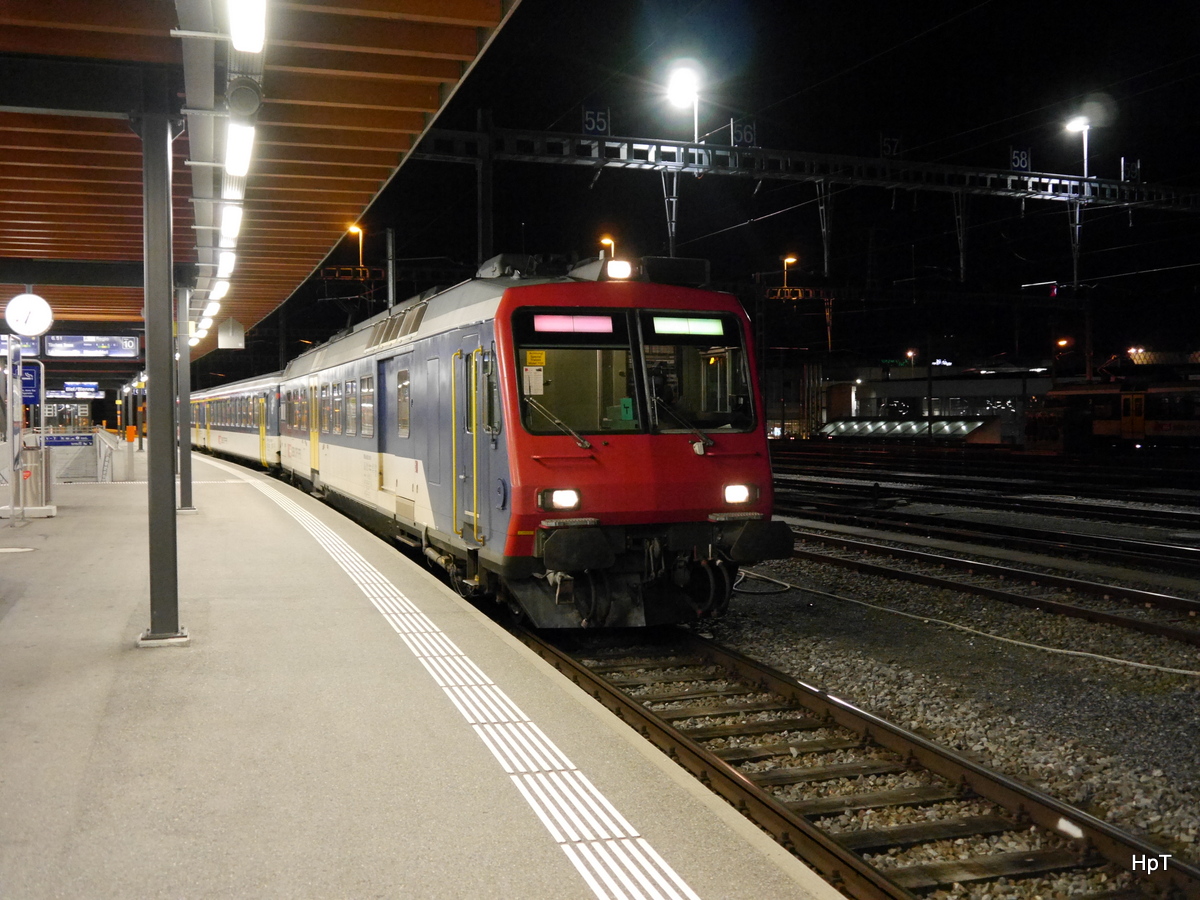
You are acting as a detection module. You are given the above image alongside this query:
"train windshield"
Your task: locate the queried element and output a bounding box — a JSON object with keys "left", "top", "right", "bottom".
{"left": 511, "top": 308, "right": 754, "bottom": 436}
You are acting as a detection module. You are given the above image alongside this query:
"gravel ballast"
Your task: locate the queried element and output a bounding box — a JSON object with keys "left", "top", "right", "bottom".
{"left": 710, "top": 557, "right": 1200, "bottom": 867}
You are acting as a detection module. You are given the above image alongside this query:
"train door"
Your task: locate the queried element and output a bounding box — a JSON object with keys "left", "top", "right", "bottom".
{"left": 257, "top": 395, "right": 267, "bottom": 466}
{"left": 1121, "top": 392, "right": 1145, "bottom": 440}
{"left": 378, "top": 355, "right": 418, "bottom": 522}
{"left": 308, "top": 377, "right": 320, "bottom": 484}
{"left": 452, "top": 331, "right": 494, "bottom": 550}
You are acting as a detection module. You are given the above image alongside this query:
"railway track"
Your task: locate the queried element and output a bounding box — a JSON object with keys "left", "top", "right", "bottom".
{"left": 775, "top": 475, "right": 1200, "bottom": 529}
{"left": 788, "top": 530, "right": 1200, "bottom": 648}
{"left": 773, "top": 499, "right": 1200, "bottom": 578}
{"left": 519, "top": 628, "right": 1200, "bottom": 900}
{"left": 770, "top": 447, "right": 1200, "bottom": 500}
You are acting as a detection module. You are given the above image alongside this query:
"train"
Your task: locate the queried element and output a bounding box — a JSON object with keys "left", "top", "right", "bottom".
{"left": 191, "top": 254, "right": 794, "bottom": 628}
{"left": 1024, "top": 381, "right": 1200, "bottom": 452}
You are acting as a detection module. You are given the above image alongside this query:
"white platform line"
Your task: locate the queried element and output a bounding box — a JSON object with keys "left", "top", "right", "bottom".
{"left": 201, "top": 460, "right": 700, "bottom": 900}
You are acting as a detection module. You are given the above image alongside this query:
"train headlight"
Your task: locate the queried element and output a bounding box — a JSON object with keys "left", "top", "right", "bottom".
{"left": 539, "top": 488, "right": 581, "bottom": 511}
{"left": 723, "top": 484, "right": 754, "bottom": 504}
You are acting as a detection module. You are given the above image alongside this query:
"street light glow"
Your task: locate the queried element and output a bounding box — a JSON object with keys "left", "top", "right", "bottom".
{"left": 666, "top": 67, "right": 700, "bottom": 108}
{"left": 1065, "top": 115, "right": 1090, "bottom": 132}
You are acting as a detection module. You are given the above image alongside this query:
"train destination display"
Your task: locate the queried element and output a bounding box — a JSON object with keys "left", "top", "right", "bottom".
{"left": 43, "top": 335, "right": 139, "bottom": 358}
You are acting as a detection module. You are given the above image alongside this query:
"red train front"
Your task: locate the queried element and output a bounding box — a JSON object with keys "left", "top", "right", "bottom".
{"left": 492, "top": 275, "right": 793, "bottom": 627}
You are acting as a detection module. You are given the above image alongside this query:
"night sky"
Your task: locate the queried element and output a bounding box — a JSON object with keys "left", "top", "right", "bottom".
{"left": 201, "top": 0, "right": 1200, "bottom": 384}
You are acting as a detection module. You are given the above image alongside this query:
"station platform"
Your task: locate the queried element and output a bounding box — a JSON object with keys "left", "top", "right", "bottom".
{"left": 0, "top": 447, "right": 840, "bottom": 900}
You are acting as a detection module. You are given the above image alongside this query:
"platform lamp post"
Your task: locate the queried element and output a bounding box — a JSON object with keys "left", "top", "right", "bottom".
{"left": 1066, "top": 115, "right": 1090, "bottom": 179}
{"left": 348, "top": 224, "right": 364, "bottom": 268}
{"left": 666, "top": 65, "right": 700, "bottom": 143}
{"left": 782, "top": 255, "right": 797, "bottom": 288}
{"left": 1065, "top": 115, "right": 1092, "bottom": 381}
{"left": 662, "top": 63, "right": 702, "bottom": 258}
{"left": 599, "top": 235, "right": 615, "bottom": 259}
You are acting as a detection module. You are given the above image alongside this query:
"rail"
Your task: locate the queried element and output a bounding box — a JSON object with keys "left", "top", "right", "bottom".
{"left": 518, "top": 628, "right": 1200, "bottom": 900}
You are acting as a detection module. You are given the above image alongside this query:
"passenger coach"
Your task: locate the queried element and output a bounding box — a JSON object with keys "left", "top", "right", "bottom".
{"left": 193, "top": 255, "right": 793, "bottom": 628}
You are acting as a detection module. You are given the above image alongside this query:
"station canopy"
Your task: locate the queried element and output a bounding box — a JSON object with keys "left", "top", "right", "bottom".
{"left": 0, "top": 0, "right": 517, "bottom": 368}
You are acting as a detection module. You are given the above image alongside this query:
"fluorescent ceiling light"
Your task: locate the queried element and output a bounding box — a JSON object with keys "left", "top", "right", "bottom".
{"left": 217, "top": 251, "right": 236, "bottom": 278}
{"left": 219, "top": 205, "right": 243, "bottom": 241}
{"left": 199, "top": 317, "right": 214, "bottom": 331}
{"left": 194, "top": 329, "right": 209, "bottom": 340}
{"left": 209, "top": 280, "right": 229, "bottom": 301}
{"left": 188, "top": 336, "right": 200, "bottom": 347}
{"left": 228, "top": 0, "right": 266, "bottom": 53}
{"left": 203, "top": 300, "right": 222, "bottom": 317}
{"left": 224, "top": 123, "right": 255, "bottom": 177}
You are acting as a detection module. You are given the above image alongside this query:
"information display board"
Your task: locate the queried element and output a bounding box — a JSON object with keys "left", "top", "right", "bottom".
{"left": 0, "top": 335, "right": 39, "bottom": 356}
{"left": 43, "top": 335, "right": 139, "bottom": 358}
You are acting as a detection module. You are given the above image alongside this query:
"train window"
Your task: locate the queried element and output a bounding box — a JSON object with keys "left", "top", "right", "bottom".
{"left": 280, "top": 391, "right": 289, "bottom": 427}
{"left": 396, "top": 369, "right": 411, "bottom": 438}
{"left": 482, "top": 349, "right": 501, "bottom": 435}
{"left": 319, "top": 384, "right": 330, "bottom": 433}
{"left": 512, "top": 308, "right": 642, "bottom": 436}
{"left": 331, "top": 381, "right": 343, "bottom": 435}
{"left": 464, "top": 353, "right": 476, "bottom": 434}
{"left": 345, "top": 380, "right": 358, "bottom": 436}
{"left": 639, "top": 312, "right": 754, "bottom": 433}
{"left": 360, "top": 375, "right": 375, "bottom": 437}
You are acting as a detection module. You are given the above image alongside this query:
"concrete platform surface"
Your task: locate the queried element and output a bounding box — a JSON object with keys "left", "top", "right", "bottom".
{"left": 0, "top": 450, "right": 844, "bottom": 900}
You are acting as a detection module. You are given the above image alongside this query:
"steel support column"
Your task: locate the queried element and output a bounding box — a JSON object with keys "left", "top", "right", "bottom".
{"left": 137, "top": 98, "right": 186, "bottom": 644}
{"left": 476, "top": 111, "right": 493, "bottom": 265}
{"left": 953, "top": 192, "right": 968, "bottom": 283}
{"left": 662, "top": 170, "right": 679, "bottom": 257}
{"left": 1068, "top": 199, "right": 1092, "bottom": 381}
{"left": 816, "top": 180, "right": 831, "bottom": 277}
{"left": 176, "top": 286, "right": 194, "bottom": 512}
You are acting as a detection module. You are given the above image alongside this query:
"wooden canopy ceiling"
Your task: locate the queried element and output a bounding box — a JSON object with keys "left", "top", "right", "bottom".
{"left": 0, "top": 0, "right": 515, "bottom": 357}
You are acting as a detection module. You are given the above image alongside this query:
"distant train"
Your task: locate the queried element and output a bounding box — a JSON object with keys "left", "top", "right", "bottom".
{"left": 1025, "top": 382, "right": 1200, "bottom": 452}
{"left": 192, "top": 255, "right": 793, "bottom": 628}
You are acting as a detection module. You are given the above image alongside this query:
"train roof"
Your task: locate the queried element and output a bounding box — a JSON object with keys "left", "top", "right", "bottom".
{"left": 279, "top": 273, "right": 555, "bottom": 381}
{"left": 192, "top": 370, "right": 283, "bottom": 400}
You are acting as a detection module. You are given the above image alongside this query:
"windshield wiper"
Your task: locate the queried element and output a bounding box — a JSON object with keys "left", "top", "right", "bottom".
{"left": 524, "top": 396, "right": 592, "bottom": 449}
{"left": 652, "top": 395, "right": 714, "bottom": 451}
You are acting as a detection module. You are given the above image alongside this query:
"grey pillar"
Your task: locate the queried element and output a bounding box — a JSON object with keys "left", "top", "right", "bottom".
{"left": 138, "top": 100, "right": 185, "bottom": 642}
{"left": 176, "top": 286, "right": 194, "bottom": 511}
{"left": 386, "top": 227, "right": 396, "bottom": 309}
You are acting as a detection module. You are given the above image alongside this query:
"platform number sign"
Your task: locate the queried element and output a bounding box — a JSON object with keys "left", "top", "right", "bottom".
{"left": 880, "top": 135, "right": 902, "bottom": 158}
{"left": 1010, "top": 147, "right": 1032, "bottom": 172}
{"left": 582, "top": 107, "right": 611, "bottom": 136}
{"left": 730, "top": 119, "right": 757, "bottom": 147}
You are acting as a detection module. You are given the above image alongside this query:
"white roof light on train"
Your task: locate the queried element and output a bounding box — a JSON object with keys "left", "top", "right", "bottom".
{"left": 606, "top": 259, "right": 632, "bottom": 279}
